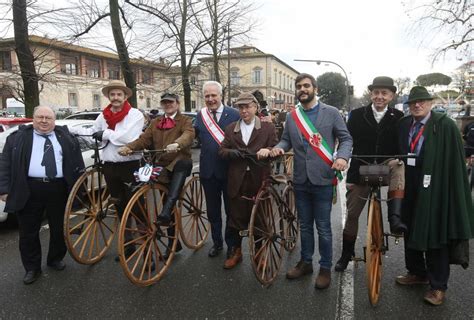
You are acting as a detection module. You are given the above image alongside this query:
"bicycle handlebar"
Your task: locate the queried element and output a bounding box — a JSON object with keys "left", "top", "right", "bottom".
{"left": 351, "top": 154, "right": 416, "bottom": 159}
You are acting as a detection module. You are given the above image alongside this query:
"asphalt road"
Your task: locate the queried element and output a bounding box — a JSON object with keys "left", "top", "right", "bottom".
{"left": 0, "top": 149, "right": 473, "bottom": 319}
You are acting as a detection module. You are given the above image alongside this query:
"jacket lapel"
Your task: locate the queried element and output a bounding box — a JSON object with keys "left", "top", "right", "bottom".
{"left": 363, "top": 105, "right": 378, "bottom": 128}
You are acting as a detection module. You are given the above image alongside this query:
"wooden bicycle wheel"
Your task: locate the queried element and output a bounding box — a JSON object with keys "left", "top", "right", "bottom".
{"left": 284, "top": 153, "right": 294, "bottom": 176}
{"left": 249, "top": 187, "right": 285, "bottom": 286}
{"left": 178, "top": 176, "right": 209, "bottom": 249}
{"left": 282, "top": 183, "right": 298, "bottom": 251}
{"left": 118, "top": 184, "right": 178, "bottom": 287}
{"left": 365, "top": 194, "right": 383, "bottom": 306}
{"left": 64, "top": 168, "right": 118, "bottom": 265}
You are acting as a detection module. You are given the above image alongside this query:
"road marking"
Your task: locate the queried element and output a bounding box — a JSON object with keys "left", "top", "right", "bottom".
{"left": 335, "top": 179, "right": 355, "bottom": 320}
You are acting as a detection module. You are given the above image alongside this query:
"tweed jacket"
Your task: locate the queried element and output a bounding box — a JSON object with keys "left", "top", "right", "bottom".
{"left": 346, "top": 104, "right": 404, "bottom": 184}
{"left": 275, "top": 102, "right": 352, "bottom": 185}
{"left": 218, "top": 117, "right": 278, "bottom": 198}
{"left": 126, "top": 112, "right": 195, "bottom": 171}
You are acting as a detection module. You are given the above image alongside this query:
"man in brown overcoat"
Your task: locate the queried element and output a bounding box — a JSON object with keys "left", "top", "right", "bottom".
{"left": 218, "top": 92, "right": 278, "bottom": 269}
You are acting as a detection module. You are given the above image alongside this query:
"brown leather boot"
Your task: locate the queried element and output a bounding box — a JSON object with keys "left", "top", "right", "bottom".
{"left": 315, "top": 268, "right": 331, "bottom": 289}
{"left": 286, "top": 260, "right": 313, "bottom": 279}
{"left": 223, "top": 247, "right": 242, "bottom": 269}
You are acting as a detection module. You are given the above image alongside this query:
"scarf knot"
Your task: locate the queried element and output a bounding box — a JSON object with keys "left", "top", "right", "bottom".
{"left": 102, "top": 101, "right": 132, "bottom": 130}
{"left": 156, "top": 117, "right": 176, "bottom": 130}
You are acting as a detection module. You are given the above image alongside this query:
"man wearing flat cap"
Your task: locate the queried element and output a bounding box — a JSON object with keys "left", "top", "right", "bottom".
{"left": 119, "top": 92, "right": 195, "bottom": 257}
{"left": 335, "top": 76, "right": 406, "bottom": 272}
{"left": 395, "top": 86, "right": 473, "bottom": 306}
{"left": 218, "top": 91, "right": 277, "bottom": 269}
{"left": 70, "top": 79, "right": 144, "bottom": 261}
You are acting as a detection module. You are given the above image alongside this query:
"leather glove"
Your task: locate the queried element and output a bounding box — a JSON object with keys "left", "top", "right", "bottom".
{"left": 165, "top": 143, "right": 180, "bottom": 153}
{"left": 118, "top": 146, "right": 133, "bottom": 156}
{"left": 228, "top": 149, "right": 244, "bottom": 160}
{"left": 92, "top": 130, "right": 104, "bottom": 142}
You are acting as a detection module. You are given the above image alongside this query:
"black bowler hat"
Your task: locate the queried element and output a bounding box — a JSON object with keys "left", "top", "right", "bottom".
{"left": 368, "top": 76, "right": 397, "bottom": 93}
{"left": 160, "top": 92, "right": 180, "bottom": 102}
{"left": 406, "top": 86, "right": 434, "bottom": 104}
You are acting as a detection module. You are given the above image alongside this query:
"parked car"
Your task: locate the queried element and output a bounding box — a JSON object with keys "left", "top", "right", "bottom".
{"left": 182, "top": 111, "right": 201, "bottom": 148}
{"left": 0, "top": 117, "right": 33, "bottom": 133}
{"left": 0, "top": 119, "right": 96, "bottom": 225}
{"left": 65, "top": 111, "right": 101, "bottom": 120}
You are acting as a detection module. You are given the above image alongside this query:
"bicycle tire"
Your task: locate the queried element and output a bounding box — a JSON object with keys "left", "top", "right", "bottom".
{"left": 365, "top": 193, "right": 383, "bottom": 306}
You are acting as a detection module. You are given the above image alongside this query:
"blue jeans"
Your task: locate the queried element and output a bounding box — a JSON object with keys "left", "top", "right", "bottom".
{"left": 294, "top": 182, "right": 334, "bottom": 269}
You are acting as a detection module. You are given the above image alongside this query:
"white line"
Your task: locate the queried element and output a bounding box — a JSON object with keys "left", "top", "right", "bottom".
{"left": 335, "top": 178, "right": 355, "bottom": 320}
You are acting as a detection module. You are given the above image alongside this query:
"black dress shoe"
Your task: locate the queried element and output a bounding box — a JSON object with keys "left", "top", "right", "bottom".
{"left": 208, "top": 245, "right": 223, "bottom": 257}
{"left": 47, "top": 260, "right": 66, "bottom": 271}
{"left": 23, "top": 270, "right": 42, "bottom": 285}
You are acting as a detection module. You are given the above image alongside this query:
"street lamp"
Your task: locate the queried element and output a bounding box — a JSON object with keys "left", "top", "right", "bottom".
{"left": 294, "top": 59, "right": 350, "bottom": 110}
{"left": 224, "top": 25, "right": 232, "bottom": 106}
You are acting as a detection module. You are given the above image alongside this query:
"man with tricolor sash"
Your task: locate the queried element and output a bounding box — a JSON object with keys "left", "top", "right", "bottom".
{"left": 269, "top": 73, "right": 352, "bottom": 289}
{"left": 194, "top": 81, "right": 240, "bottom": 258}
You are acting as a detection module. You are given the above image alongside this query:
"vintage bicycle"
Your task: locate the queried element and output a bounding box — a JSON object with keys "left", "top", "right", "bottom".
{"left": 64, "top": 137, "right": 118, "bottom": 265}
{"left": 352, "top": 154, "right": 413, "bottom": 306}
{"left": 117, "top": 150, "right": 208, "bottom": 286}
{"left": 239, "top": 153, "right": 298, "bottom": 287}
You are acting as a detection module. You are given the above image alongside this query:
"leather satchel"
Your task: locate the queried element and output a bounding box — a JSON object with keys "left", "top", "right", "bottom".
{"left": 359, "top": 164, "right": 390, "bottom": 186}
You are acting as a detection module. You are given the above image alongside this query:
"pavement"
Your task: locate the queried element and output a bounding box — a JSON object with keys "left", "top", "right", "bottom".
{"left": 0, "top": 149, "right": 473, "bottom": 319}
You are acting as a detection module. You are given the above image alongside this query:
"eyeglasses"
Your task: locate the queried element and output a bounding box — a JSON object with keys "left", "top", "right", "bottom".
{"left": 34, "top": 116, "right": 54, "bottom": 121}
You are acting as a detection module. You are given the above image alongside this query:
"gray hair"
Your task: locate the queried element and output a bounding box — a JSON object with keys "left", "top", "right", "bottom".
{"left": 33, "top": 106, "right": 56, "bottom": 119}
{"left": 202, "top": 81, "right": 223, "bottom": 95}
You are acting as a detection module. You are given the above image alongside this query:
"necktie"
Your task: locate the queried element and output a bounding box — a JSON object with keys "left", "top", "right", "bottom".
{"left": 211, "top": 111, "right": 218, "bottom": 123}
{"left": 156, "top": 117, "right": 176, "bottom": 129}
{"left": 41, "top": 134, "right": 57, "bottom": 179}
{"left": 410, "top": 121, "right": 423, "bottom": 151}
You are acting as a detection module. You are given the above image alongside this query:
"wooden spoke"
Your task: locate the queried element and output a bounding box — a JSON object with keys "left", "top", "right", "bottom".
{"left": 178, "top": 177, "right": 210, "bottom": 250}
{"left": 366, "top": 194, "right": 383, "bottom": 306}
{"left": 248, "top": 188, "right": 285, "bottom": 286}
{"left": 282, "top": 184, "right": 298, "bottom": 251}
{"left": 118, "top": 184, "right": 178, "bottom": 287}
{"left": 64, "top": 168, "right": 118, "bottom": 265}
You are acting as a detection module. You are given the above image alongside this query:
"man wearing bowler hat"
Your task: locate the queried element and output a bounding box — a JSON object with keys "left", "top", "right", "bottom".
{"left": 335, "top": 76, "right": 406, "bottom": 272}
{"left": 70, "top": 80, "right": 145, "bottom": 261}
{"left": 395, "top": 86, "right": 473, "bottom": 306}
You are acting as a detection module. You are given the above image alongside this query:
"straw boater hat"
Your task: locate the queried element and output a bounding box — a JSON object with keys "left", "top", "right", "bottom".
{"left": 101, "top": 80, "right": 133, "bottom": 97}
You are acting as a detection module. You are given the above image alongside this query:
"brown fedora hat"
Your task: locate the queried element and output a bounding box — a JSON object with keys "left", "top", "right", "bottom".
{"left": 368, "top": 76, "right": 397, "bottom": 93}
{"left": 101, "top": 80, "right": 133, "bottom": 97}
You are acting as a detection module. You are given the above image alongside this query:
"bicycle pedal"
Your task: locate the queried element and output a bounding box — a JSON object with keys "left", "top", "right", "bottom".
{"left": 239, "top": 230, "right": 249, "bottom": 237}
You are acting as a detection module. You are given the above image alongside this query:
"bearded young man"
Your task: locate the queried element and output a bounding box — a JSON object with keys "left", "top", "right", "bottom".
{"left": 267, "top": 73, "right": 352, "bottom": 289}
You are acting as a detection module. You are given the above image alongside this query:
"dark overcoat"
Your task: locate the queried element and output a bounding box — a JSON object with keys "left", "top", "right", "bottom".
{"left": 0, "top": 124, "right": 85, "bottom": 212}
{"left": 346, "top": 104, "right": 404, "bottom": 184}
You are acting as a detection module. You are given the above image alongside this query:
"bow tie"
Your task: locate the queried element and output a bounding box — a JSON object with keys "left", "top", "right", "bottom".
{"left": 156, "top": 117, "right": 176, "bottom": 130}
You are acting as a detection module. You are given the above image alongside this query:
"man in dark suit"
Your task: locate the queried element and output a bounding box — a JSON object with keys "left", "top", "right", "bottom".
{"left": 218, "top": 92, "right": 278, "bottom": 269}
{"left": 0, "top": 106, "right": 84, "bottom": 284}
{"left": 335, "top": 76, "right": 406, "bottom": 272}
{"left": 195, "top": 81, "right": 240, "bottom": 257}
{"left": 396, "top": 86, "right": 473, "bottom": 306}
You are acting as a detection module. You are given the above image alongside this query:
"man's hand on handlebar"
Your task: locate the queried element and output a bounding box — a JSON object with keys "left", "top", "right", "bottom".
{"left": 256, "top": 148, "right": 271, "bottom": 159}
{"left": 165, "top": 143, "right": 180, "bottom": 153}
{"left": 118, "top": 146, "right": 133, "bottom": 156}
{"left": 332, "top": 158, "right": 348, "bottom": 171}
{"left": 270, "top": 147, "right": 285, "bottom": 158}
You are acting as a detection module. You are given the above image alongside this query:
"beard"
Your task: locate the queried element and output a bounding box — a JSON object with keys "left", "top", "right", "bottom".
{"left": 297, "top": 91, "right": 315, "bottom": 103}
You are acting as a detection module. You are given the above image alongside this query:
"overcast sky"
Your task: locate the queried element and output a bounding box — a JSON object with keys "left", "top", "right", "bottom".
{"left": 252, "top": 0, "right": 466, "bottom": 96}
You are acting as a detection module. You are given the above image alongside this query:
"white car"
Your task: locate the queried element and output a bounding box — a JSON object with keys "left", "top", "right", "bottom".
{"left": 0, "top": 119, "right": 96, "bottom": 224}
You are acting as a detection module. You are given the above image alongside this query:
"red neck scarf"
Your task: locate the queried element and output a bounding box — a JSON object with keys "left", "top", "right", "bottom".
{"left": 156, "top": 116, "right": 176, "bottom": 130}
{"left": 102, "top": 101, "right": 132, "bottom": 130}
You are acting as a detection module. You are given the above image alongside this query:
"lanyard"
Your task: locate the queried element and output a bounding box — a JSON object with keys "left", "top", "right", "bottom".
{"left": 410, "top": 124, "right": 425, "bottom": 153}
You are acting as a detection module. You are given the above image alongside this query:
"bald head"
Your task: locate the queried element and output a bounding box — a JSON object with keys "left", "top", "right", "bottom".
{"left": 33, "top": 106, "right": 56, "bottom": 134}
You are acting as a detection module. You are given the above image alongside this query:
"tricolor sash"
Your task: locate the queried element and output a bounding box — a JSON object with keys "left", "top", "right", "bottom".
{"left": 201, "top": 107, "right": 225, "bottom": 145}
{"left": 291, "top": 104, "right": 343, "bottom": 182}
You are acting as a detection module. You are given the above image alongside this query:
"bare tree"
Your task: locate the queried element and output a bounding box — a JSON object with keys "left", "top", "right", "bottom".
{"left": 405, "top": 0, "right": 473, "bottom": 62}
{"left": 12, "top": 0, "right": 40, "bottom": 117}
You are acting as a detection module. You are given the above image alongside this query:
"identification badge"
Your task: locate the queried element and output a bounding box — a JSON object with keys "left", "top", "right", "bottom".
{"left": 423, "top": 175, "right": 431, "bottom": 188}
{"left": 407, "top": 158, "right": 416, "bottom": 166}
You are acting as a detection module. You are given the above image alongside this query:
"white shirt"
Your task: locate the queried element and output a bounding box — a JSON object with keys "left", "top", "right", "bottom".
{"left": 371, "top": 104, "right": 388, "bottom": 123}
{"left": 70, "top": 107, "right": 144, "bottom": 163}
{"left": 211, "top": 104, "right": 224, "bottom": 122}
{"left": 28, "top": 130, "right": 64, "bottom": 178}
{"left": 240, "top": 118, "right": 255, "bottom": 145}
